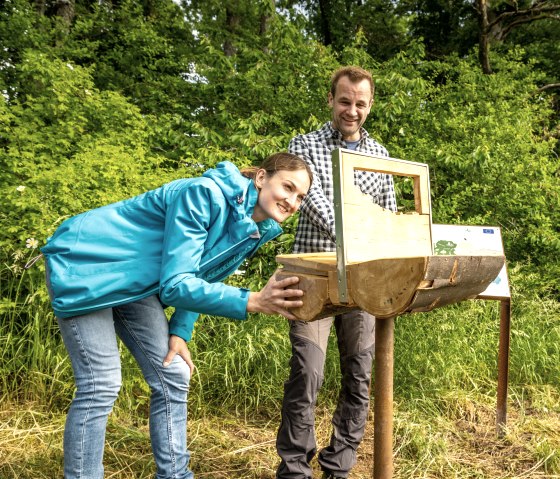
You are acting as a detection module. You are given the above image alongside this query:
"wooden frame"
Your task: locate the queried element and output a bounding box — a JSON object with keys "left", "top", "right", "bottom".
{"left": 332, "top": 148, "right": 432, "bottom": 303}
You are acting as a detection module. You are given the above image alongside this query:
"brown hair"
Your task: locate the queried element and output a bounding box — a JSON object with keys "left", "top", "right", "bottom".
{"left": 241, "top": 152, "right": 313, "bottom": 185}
{"left": 330, "top": 66, "right": 374, "bottom": 99}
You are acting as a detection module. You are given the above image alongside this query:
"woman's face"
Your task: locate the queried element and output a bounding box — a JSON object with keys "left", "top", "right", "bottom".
{"left": 252, "top": 168, "right": 311, "bottom": 223}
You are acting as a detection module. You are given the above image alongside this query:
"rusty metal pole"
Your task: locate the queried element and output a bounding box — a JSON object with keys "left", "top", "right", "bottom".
{"left": 496, "top": 298, "right": 511, "bottom": 436}
{"left": 374, "top": 316, "right": 394, "bottom": 479}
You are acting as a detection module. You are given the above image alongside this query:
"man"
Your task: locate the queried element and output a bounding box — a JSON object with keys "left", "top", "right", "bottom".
{"left": 276, "top": 66, "right": 397, "bottom": 479}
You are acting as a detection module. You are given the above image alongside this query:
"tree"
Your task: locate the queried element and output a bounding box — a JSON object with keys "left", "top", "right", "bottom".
{"left": 183, "top": 0, "right": 276, "bottom": 57}
{"left": 399, "top": 0, "right": 479, "bottom": 59}
{"left": 280, "top": 0, "right": 411, "bottom": 61}
{"left": 475, "top": 0, "right": 560, "bottom": 74}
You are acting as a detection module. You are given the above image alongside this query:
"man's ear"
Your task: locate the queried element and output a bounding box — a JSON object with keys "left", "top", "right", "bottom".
{"left": 328, "top": 91, "right": 334, "bottom": 108}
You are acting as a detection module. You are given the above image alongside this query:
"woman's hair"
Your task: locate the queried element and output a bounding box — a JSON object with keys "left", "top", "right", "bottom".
{"left": 241, "top": 152, "right": 313, "bottom": 185}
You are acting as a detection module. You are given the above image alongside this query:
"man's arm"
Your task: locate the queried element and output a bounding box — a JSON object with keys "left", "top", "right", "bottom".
{"left": 288, "top": 135, "right": 336, "bottom": 242}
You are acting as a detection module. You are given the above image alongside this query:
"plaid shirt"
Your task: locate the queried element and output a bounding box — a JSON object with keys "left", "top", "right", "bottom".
{"left": 290, "top": 121, "right": 397, "bottom": 253}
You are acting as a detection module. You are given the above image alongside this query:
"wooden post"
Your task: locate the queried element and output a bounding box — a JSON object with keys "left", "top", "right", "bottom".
{"left": 496, "top": 298, "right": 511, "bottom": 436}
{"left": 374, "top": 316, "right": 394, "bottom": 479}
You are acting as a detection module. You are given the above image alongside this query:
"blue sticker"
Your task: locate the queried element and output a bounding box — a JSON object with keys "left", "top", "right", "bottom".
{"left": 483, "top": 228, "right": 494, "bottom": 234}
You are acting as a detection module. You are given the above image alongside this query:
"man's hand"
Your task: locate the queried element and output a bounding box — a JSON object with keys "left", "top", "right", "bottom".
{"left": 246, "top": 272, "right": 304, "bottom": 320}
{"left": 163, "top": 334, "right": 195, "bottom": 376}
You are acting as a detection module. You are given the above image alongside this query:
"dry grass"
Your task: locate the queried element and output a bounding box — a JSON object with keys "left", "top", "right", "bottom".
{"left": 2, "top": 395, "right": 560, "bottom": 479}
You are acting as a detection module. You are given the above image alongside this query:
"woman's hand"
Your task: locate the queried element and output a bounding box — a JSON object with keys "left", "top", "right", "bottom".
{"left": 247, "top": 272, "right": 304, "bottom": 320}
{"left": 163, "top": 335, "right": 195, "bottom": 376}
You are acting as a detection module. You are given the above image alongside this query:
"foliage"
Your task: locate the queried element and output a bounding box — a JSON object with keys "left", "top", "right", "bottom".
{"left": 61, "top": 0, "right": 197, "bottom": 116}
{"left": 397, "top": 0, "right": 479, "bottom": 59}
{"left": 281, "top": 0, "right": 411, "bottom": 61}
{"left": 0, "top": 52, "right": 176, "bottom": 254}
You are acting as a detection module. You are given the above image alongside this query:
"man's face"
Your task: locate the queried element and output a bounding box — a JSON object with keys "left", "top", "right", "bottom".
{"left": 328, "top": 76, "right": 373, "bottom": 142}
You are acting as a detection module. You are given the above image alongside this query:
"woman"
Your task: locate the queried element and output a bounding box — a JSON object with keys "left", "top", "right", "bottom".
{"left": 41, "top": 153, "right": 312, "bottom": 479}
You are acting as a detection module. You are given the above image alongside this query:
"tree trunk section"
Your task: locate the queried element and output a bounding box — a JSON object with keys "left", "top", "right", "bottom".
{"left": 223, "top": 7, "right": 240, "bottom": 57}
{"left": 318, "top": 0, "right": 333, "bottom": 46}
{"left": 477, "top": 0, "right": 493, "bottom": 74}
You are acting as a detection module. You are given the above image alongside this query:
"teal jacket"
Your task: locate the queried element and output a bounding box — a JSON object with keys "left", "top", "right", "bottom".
{"left": 41, "top": 161, "right": 282, "bottom": 341}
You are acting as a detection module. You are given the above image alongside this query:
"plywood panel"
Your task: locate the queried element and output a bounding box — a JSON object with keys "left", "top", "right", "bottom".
{"left": 343, "top": 204, "right": 432, "bottom": 263}
{"left": 335, "top": 149, "right": 433, "bottom": 267}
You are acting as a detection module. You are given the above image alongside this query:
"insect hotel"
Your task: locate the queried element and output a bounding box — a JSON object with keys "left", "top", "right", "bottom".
{"left": 276, "top": 149, "right": 508, "bottom": 479}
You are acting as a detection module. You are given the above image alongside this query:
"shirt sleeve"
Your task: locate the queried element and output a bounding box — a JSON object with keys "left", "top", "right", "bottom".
{"left": 289, "top": 135, "right": 336, "bottom": 242}
{"left": 355, "top": 143, "right": 397, "bottom": 212}
{"left": 158, "top": 182, "right": 251, "bottom": 326}
{"left": 355, "top": 171, "right": 397, "bottom": 212}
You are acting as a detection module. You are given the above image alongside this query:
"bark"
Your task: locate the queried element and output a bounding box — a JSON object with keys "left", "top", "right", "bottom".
{"left": 476, "top": 0, "right": 560, "bottom": 75}
{"left": 55, "top": 0, "right": 75, "bottom": 26}
{"left": 487, "top": 1, "right": 560, "bottom": 41}
{"left": 477, "top": 0, "right": 493, "bottom": 74}
{"left": 260, "top": 12, "right": 271, "bottom": 54}
{"left": 318, "top": 0, "right": 333, "bottom": 46}
{"left": 224, "top": 6, "right": 240, "bottom": 57}
{"left": 537, "top": 83, "right": 560, "bottom": 93}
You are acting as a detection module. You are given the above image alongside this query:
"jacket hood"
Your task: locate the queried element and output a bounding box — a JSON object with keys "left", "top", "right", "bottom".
{"left": 203, "top": 161, "right": 260, "bottom": 242}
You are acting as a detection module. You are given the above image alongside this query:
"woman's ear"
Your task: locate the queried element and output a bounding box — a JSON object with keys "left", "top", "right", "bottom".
{"left": 254, "top": 169, "right": 266, "bottom": 189}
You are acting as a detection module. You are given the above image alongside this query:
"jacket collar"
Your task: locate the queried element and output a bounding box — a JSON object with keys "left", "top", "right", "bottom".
{"left": 203, "top": 161, "right": 282, "bottom": 242}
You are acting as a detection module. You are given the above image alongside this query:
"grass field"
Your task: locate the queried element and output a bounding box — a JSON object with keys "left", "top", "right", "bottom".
{"left": 2, "top": 391, "right": 560, "bottom": 478}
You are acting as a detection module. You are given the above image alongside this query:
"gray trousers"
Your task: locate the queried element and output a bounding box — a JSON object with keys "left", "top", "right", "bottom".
{"left": 276, "top": 310, "right": 375, "bottom": 478}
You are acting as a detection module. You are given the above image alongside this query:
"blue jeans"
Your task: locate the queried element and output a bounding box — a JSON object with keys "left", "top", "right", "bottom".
{"left": 56, "top": 295, "right": 193, "bottom": 479}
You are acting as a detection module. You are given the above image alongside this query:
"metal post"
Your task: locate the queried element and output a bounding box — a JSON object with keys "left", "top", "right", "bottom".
{"left": 496, "top": 298, "right": 511, "bottom": 436}
{"left": 374, "top": 316, "right": 394, "bottom": 479}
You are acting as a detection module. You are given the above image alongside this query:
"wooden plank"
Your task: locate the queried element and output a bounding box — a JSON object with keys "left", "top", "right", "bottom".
{"left": 344, "top": 205, "right": 432, "bottom": 263}
{"left": 338, "top": 150, "right": 431, "bottom": 214}
{"left": 337, "top": 150, "right": 433, "bottom": 265}
{"left": 276, "top": 252, "right": 336, "bottom": 274}
{"left": 339, "top": 150, "right": 430, "bottom": 178}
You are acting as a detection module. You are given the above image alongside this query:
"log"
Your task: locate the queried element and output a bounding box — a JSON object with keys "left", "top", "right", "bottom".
{"left": 277, "top": 254, "right": 505, "bottom": 321}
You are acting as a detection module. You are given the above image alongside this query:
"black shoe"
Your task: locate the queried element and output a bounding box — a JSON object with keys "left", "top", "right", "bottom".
{"left": 322, "top": 472, "right": 345, "bottom": 479}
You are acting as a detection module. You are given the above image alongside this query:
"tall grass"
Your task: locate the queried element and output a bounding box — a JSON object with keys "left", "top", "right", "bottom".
{"left": 188, "top": 313, "right": 343, "bottom": 417}
{"left": 1, "top": 249, "right": 73, "bottom": 409}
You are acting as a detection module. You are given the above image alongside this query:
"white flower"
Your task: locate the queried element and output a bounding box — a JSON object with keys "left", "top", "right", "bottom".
{"left": 26, "top": 238, "right": 39, "bottom": 249}
{"left": 67, "top": 63, "right": 74, "bottom": 70}
{"left": 16, "top": 185, "right": 25, "bottom": 192}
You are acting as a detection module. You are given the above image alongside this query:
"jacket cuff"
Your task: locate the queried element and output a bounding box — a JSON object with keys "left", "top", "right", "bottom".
{"left": 169, "top": 309, "right": 199, "bottom": 342}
